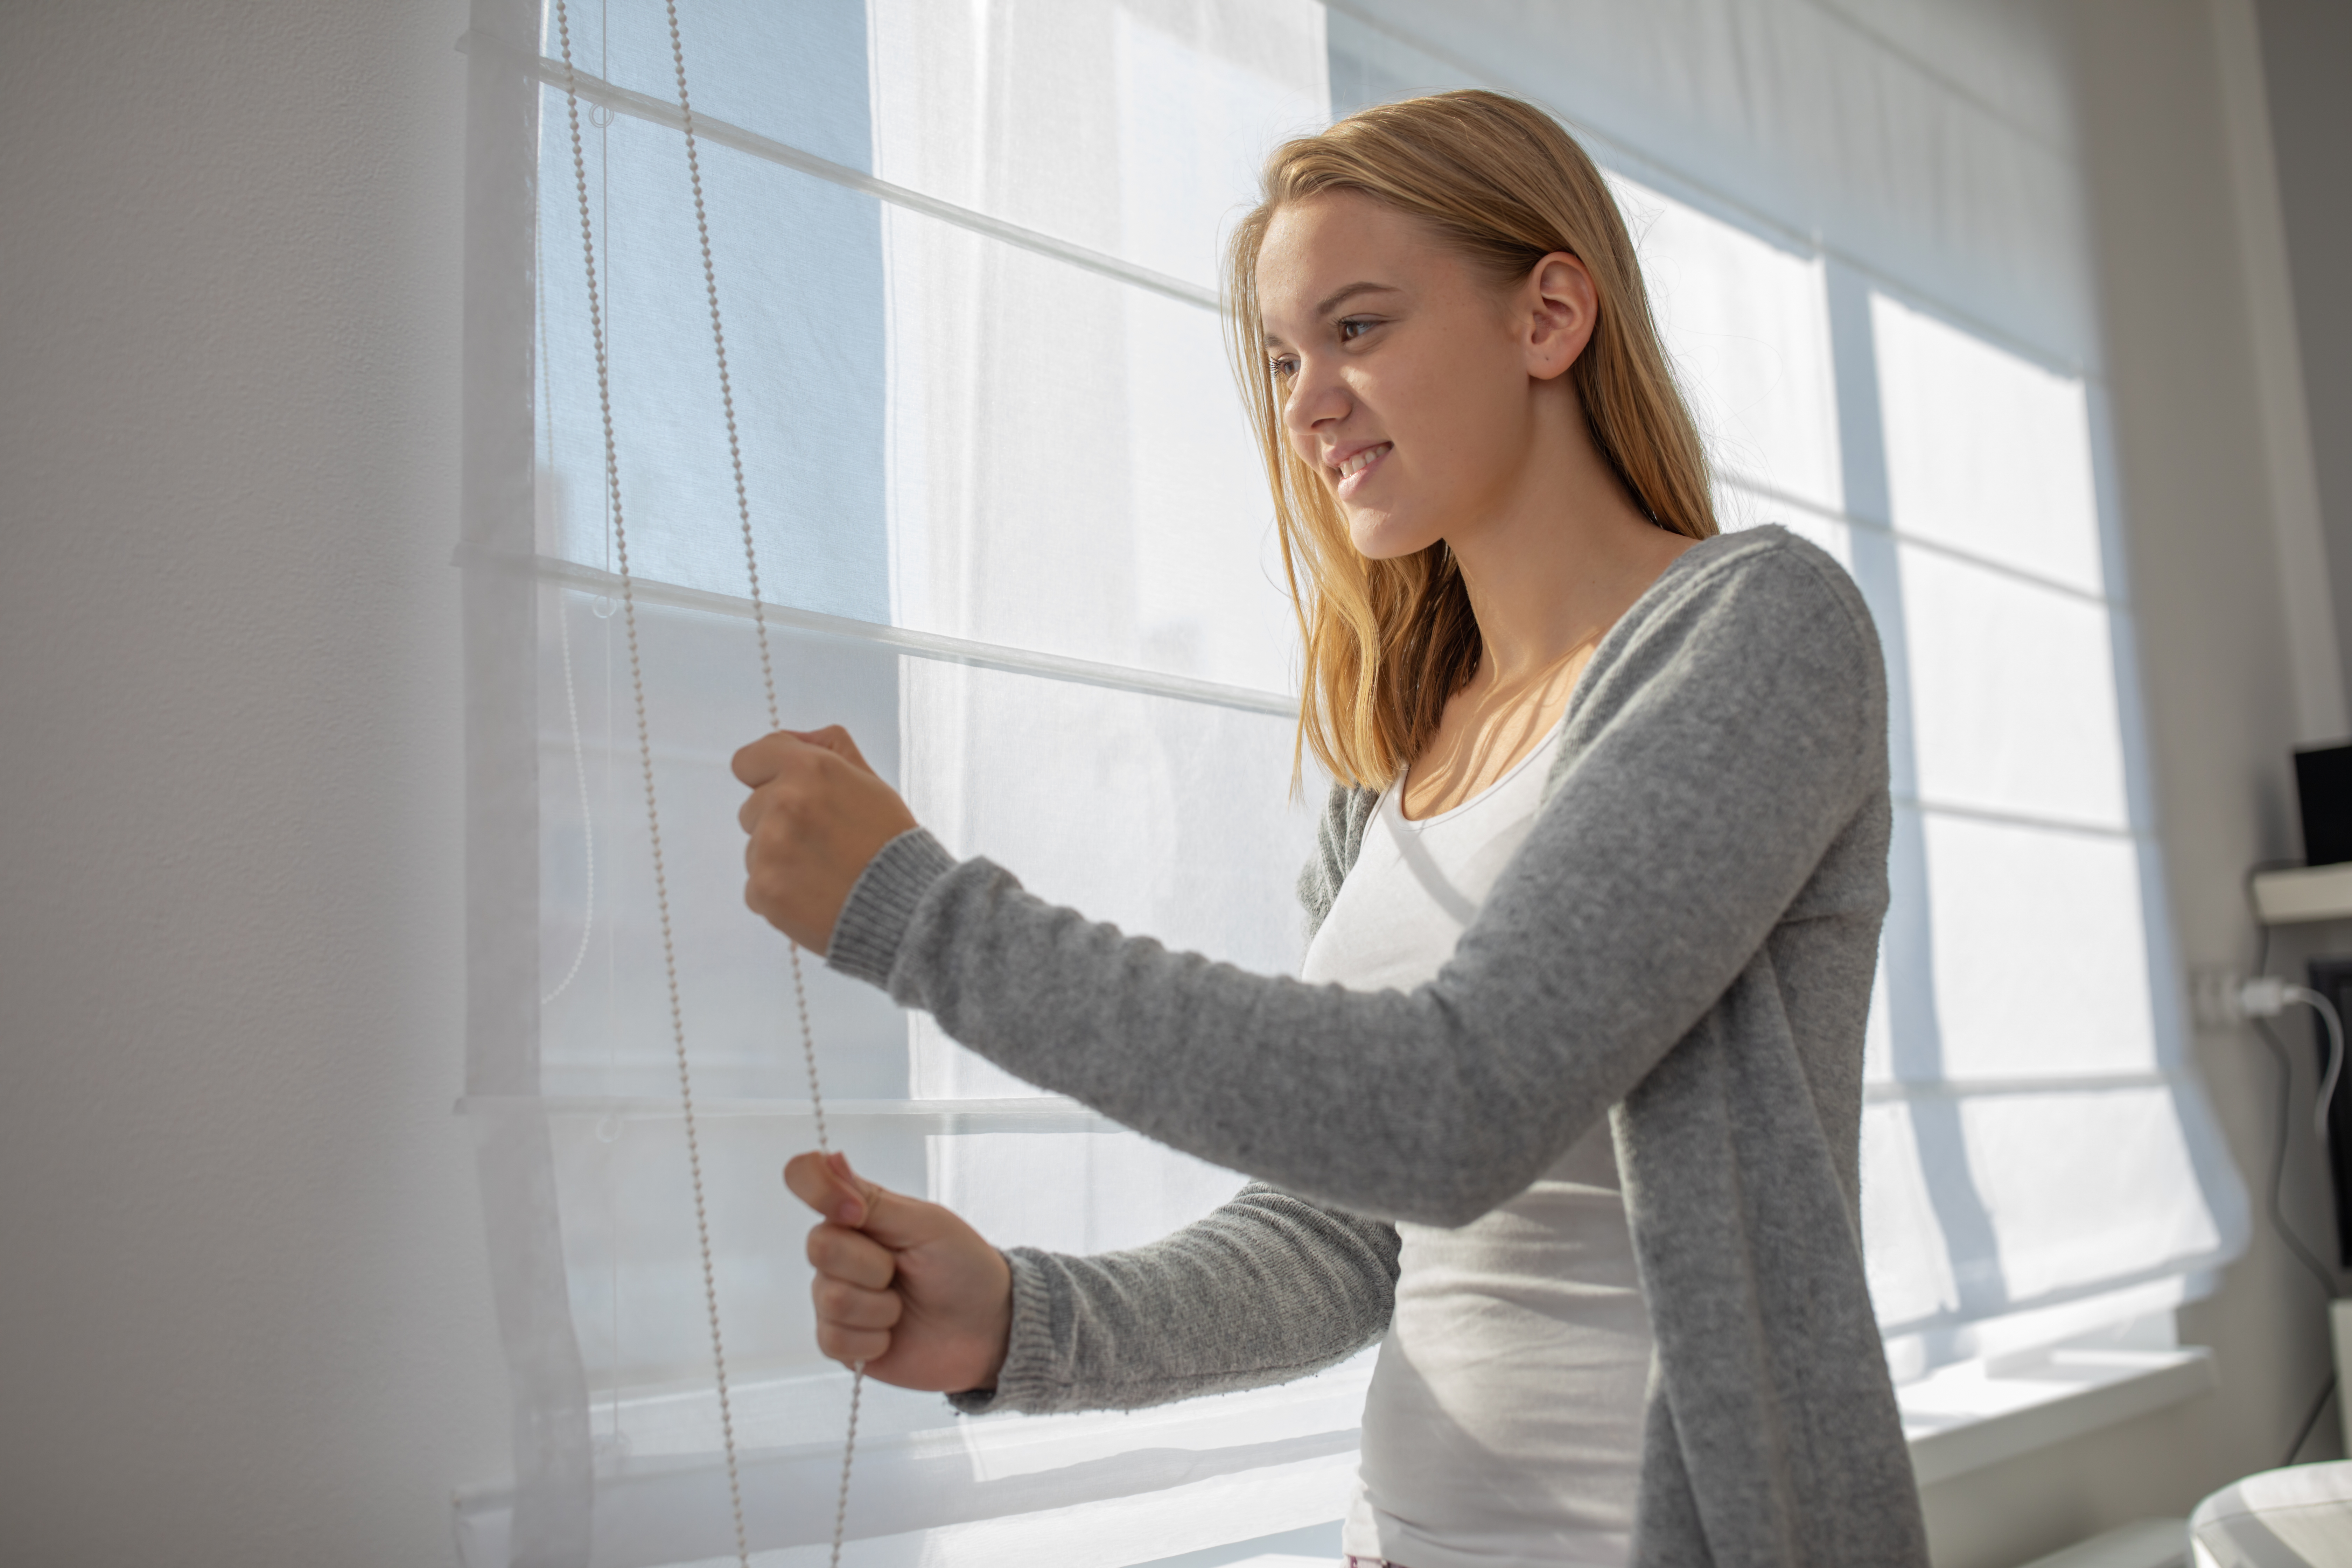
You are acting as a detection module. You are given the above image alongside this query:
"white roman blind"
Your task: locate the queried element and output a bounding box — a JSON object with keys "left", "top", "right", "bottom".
{"left": 1322, "top": 0, "right": 2247, "bottom": 1381}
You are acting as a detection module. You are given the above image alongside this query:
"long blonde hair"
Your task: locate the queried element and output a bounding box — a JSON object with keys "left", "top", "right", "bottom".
{"left": 1224, "top": 89, "right": 1716, "bottom": 790}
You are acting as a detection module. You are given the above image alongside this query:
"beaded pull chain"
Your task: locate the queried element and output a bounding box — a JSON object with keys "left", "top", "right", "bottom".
{"left": 654, "top": 2, "right": 866, "bottom": 1561}
{"left": 552, "top": 2, "right": 863, "bottom": 1563}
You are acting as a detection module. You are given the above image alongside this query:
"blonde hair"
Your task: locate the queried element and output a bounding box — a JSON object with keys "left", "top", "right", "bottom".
{"left": 1224, "top": 89, "right": 1716, "bottom": 790}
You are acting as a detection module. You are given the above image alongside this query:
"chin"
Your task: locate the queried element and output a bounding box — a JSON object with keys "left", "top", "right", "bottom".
{"left": 1345, "top": 506, "right": 1442, "bottom": 562}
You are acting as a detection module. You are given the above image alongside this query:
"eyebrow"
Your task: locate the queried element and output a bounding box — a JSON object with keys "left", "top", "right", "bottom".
{"left": 1262, "top": 281, "right": 1402, "bottom": 348}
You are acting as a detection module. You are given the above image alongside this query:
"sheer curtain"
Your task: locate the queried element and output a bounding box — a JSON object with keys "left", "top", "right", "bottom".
{"left": 458, "top": 0, "right": 2248, "bottom": 1563}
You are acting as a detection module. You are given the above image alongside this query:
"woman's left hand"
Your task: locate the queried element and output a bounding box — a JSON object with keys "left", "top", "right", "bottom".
{"left": 733, "top": 726, "right": 919, "bottom": 954}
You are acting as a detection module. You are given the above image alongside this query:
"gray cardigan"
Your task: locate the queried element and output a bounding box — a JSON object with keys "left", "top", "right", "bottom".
{"left": 828, "top": 527, "right": 1931, "bottom": 1567}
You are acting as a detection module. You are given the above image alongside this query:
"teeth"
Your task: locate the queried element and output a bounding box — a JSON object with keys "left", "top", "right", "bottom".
{"left": 1339, "top": 444, "right": 1388, "bottom": 478}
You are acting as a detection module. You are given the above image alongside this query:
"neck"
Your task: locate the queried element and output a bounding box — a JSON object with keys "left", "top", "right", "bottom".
{"left": 1447, "top": 387, "right": 1690, "bottom": 694}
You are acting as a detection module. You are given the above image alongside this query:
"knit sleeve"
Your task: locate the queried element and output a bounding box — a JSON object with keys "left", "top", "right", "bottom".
{"left": 828, "top": 531, "right": 1884, "bottom": 1227}
{"left": 1295, "top": 781, "right": 1379, "bottom": 938}
{"left": 945, "top": 1182, "right": 1399, "bottom": 1415}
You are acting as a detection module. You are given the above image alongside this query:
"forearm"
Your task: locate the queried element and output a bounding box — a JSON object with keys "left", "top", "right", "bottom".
{"left": 949, "top": 1184, "right": 1400, "bottom": 1415}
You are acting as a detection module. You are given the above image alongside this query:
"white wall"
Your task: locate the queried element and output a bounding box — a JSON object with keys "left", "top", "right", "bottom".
{"left": 0, "top": 4, "right": 507, "bottom": 1564}
{"left": 1913, "top": 4, "right": 2349, "bottom": 1564}
{"left": 0, "top": 2, "right": 2343, "bottom": 1566}
{"left": 2255, "top": 0, "right": 2352, "bottom": 711}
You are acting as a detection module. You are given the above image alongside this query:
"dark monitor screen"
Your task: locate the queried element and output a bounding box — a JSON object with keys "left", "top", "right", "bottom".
{"left": 2295, "top": 743, "right": 2352, "bottom": 867}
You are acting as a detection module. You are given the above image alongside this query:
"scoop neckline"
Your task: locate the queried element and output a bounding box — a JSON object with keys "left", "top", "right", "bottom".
{"left": 1375, "top": 529, "right": 1761, "bottom": 829}
{"left": 1387, "top": 705, "right": 1572, "bottom": 828}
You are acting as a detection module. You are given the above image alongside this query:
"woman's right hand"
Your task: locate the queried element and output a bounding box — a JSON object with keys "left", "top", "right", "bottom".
{"left": 783, "top": 1150, "right": 1014, "bottom": 1393}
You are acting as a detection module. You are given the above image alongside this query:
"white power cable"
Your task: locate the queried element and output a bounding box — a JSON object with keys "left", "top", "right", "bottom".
{"left": 2234, "top": 977, "right": 2346, "bottom": 1144}
{"left": 2317, "top": 990, "right": 2346, "bottom": 1148}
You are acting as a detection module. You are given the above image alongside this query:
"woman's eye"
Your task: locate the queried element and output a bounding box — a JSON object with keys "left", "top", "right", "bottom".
{"left": 1337, "top": 317, "right": 1374, "bottom": 342}
{"left": 1269, "top": 354, "right": 1298, "bottom": 379}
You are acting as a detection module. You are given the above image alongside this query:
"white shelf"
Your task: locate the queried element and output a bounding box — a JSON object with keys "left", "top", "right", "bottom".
{"left": 2253, "top": 863, "right": 2352, "bottom": 924}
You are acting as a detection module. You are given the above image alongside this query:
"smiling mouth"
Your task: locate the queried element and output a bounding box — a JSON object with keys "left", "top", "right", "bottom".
{"left": 1333, "top": 443, "right": 1391, "bottom": 483}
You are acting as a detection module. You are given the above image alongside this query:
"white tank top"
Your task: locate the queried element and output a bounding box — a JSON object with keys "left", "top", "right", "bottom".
{"left": 1301, "top": 720, "right": 1652, "bottom": 1568}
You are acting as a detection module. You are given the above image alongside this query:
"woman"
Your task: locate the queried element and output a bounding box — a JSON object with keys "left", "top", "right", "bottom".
{"left": 733, "top": 90, "right": 1926, "bottom": 1568}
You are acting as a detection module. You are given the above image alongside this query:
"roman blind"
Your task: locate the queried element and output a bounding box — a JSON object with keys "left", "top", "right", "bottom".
{"left": 456, "top": 0, "right": 2248, "bottom": 1563}
{"left": 1324, "top": 0, "right": 2246, "bottom": 1379}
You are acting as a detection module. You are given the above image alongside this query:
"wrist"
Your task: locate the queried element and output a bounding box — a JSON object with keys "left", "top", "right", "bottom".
{"left": 975, "top": 1248, "right": 1013, "bottom": 1390}
{"left": 826, "top": 827, "right": 958, "bottom": 986}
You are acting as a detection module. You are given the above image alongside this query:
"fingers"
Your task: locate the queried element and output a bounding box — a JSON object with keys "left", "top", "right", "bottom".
{"left": 730, "top": 724, "right": 876, "bottom": 789}
{"left": 797, "top": 724, "right": 877, "bottom": 777}
{"left": 807, "top": 1244, "right": 896, "bottom": 1364}
{"left": 816, "top": 1320, "right": 892, "bottom": 1365}
{"left": 806, "top": 1221, "right": 894, "bottom": 1290}
{"left": 813, "top": 1270, "right": 902, "bottom": 1331}
{"left": 794, "top": 1151, "right": 901, "bottom": 1369}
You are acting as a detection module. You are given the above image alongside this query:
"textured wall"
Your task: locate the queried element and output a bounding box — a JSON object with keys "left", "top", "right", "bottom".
{"left": 0, "top": 3, "right": 505, "bottom": 1564}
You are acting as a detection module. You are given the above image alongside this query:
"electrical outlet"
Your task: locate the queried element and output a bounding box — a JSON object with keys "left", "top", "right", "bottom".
{"left": 2192, "top": 968, "right": 2242, "bottom": 1028}
{"left": 2191, "top": 969, "right": 2292, "bottom": 1026}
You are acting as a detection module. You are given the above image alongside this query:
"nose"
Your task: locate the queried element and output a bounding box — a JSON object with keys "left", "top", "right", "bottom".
{"left": 1280, "top": 352, "right": 1349, "bottom": 463}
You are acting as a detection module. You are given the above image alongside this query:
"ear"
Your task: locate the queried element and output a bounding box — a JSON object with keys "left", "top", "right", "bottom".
{"left": 1520, "top": 251, "right": 1598, "bottom": 383}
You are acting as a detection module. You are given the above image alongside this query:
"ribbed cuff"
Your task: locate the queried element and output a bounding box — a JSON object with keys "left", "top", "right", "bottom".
{"left": 945, "top": 1247, "right": 1059, "bottom": 1416}
{"left": 826, "top": 826, "right": 959, "bottom": 988}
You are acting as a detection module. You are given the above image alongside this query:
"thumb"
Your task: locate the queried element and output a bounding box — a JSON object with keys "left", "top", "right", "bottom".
{"left": 784, "top": 1150, "right": 952, "bottom": 1254}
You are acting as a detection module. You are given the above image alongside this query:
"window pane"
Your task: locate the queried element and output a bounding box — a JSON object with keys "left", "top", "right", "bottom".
{"left": 1960, "top": 1088, "right": 2224, "bottom": 1302}
{"left": 1874, "top": 292, "right": 2102, "bottom": 593}
{"left": 1918, "top": 809, "right": 2155, "bottom": 1079}
{"left": 930, "top": 1132, "right": 1248, "bottom": 1255}
{"left": 881, "top": 206, "right": 1296, "bottom": 690}
{"left": 1868, "top": 1087, "right": 2223, "bottom": 1368}
{"left": 1860, "top": 1101, "right": 1961, "bottom": 1328}
{"left": 539, "top": 118, "right": 891, "bottom": 620}
{"left": 1619, "top": 178, "right": 1842, "bottom": 513}
{"left": 1716, "top": 479, "right": 1851, "bottom": 569}
{"left": 899, "top": 657, "right": 1319, "bottom": 1098}
{"left": 546, "top": 0, "right": 881, "bottom": 173}
{"left": 1900, "top": 545, "right": 2128, "bottom": 830}
{"left": 870, "top": 0, "right": 1330, "bottom": 290}
{"left": 536, "top": 594, "right": 909, "bottom": 1101}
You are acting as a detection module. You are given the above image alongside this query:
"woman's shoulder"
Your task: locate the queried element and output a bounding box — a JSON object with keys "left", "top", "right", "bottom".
{"left": 1539, "top": 524, "right": 1888, "bottom": 807}
{"left": 1661, "top": 524, "right": 1870, "bottom": 621}
{"left": 1603, "top": 524, "right": 1882, "bottom": 691}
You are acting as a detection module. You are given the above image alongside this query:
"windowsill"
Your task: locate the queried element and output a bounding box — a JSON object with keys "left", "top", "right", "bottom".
{"left": 453, "top": 1348, "right": 2217, "bottom": 1562}
{"left": 1902, "top": 1345, "right": 2218, "bottom": 1487}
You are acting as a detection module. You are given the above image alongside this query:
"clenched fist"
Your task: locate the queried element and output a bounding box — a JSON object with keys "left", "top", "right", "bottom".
{"left": 785, "top": 1150, "right": 1015, "bottom": 1393}
{"left": 732, "top": 726, "right": 918, "bottom": 954}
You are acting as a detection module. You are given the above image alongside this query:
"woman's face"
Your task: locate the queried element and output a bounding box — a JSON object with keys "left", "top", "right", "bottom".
{"left": 1256, "top": 191, "right": 1587, "bottom": 561}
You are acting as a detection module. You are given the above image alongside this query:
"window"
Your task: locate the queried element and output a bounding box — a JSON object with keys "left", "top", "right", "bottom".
{"left": 463, "top": 1, "right": 1362, "bottom": 1562}
{"left": 457, "top": 0, "right": 2245, "bottom": 1561}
